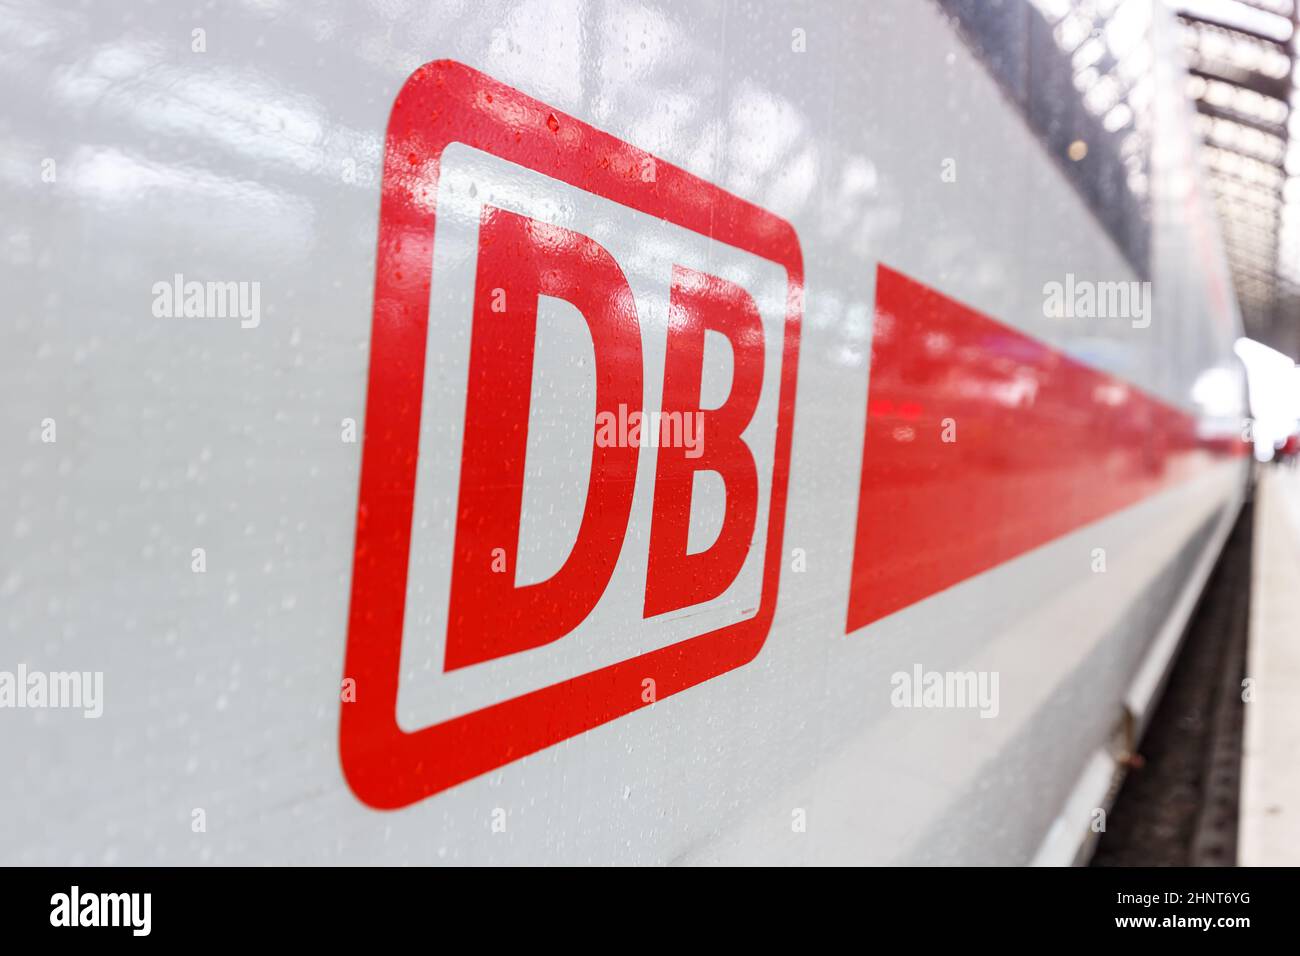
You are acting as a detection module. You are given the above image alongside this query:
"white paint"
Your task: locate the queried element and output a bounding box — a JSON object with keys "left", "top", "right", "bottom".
{"left": 0, "top": 0, "right": 1247, "bottom": 864}
{"left": 396, "top": 143, "right": 785, "bottom": 731}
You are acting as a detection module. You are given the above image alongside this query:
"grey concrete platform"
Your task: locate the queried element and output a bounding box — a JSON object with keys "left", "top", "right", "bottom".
{"left": 1240, "top": 467, "right": 1300, "bottom": 866}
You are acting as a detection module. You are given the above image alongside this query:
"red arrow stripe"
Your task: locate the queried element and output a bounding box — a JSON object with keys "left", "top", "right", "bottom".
{"left": 847, "top": 265, "right": 1242, "bottom": 633}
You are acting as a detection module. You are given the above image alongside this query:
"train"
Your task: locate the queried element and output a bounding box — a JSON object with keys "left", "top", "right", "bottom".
{"left": 1, "top": 0, "right": 1251, "bottom": 864}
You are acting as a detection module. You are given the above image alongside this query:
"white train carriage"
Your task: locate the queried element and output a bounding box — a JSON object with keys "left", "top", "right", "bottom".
{"left": 0, "top": 0, "right": 1249, "bottom": 864}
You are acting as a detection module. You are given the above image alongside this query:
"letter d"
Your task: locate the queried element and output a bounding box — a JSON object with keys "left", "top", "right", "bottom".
{"left": 444, "top": 207, "right": 642, "bottom": 669}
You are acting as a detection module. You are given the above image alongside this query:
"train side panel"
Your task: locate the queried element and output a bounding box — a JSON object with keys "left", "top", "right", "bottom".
{"left": 0, "top": 0, "right": 1246, "bottom": 864}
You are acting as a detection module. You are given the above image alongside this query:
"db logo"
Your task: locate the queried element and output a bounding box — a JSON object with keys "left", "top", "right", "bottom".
{"left": 341, "top": 61, "right": 803, "bottom": 808}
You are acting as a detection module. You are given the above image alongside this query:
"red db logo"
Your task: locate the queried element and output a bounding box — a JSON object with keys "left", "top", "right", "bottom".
{"left": 341, "top": 60, "right": 803, "bottom": 808}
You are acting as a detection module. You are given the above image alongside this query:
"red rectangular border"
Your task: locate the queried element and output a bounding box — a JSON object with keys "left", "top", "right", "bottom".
{"left": 341, "top": 60, "right": 803, "bottom": 809}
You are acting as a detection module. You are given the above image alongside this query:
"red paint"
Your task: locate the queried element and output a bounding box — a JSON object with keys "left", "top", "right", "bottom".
{"left": 342, "top": 61, "right": 802, "bottom": 809}
{"left": 644, "top": 265, "right": 765, "bottom": 618}
{"left": 445, "top": 207, "right": 643, "bottom": 671}
{"left": 846, "top": 265, "right": 1224, "bottom": 633}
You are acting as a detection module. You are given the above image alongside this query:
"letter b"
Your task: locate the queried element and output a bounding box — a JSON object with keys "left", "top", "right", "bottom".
{"left": 644, "top": 265, "right": 764, "bottom": 617}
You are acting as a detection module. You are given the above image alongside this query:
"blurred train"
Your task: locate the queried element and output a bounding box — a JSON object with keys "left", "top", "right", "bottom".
{"left": 1, "top": 0, "right": 1251, "bottom": 864}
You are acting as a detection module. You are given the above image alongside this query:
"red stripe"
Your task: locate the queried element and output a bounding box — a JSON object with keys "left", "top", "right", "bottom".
{"left": 846, "top": 265, "right": 1235, "bottom": 634}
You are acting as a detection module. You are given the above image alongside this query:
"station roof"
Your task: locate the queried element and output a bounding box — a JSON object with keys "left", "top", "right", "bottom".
{"left": 1175, "top": 0, "right": 1299, "bottom": 358}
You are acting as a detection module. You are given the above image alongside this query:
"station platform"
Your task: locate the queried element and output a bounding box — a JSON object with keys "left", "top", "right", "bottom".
{"left": 1240, "top": 466, "right": 1300, "bottom": 866}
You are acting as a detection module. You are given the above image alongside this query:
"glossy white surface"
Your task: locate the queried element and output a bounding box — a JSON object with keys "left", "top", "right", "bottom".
{"left": 1, "top": 0, "right": 1247, "bottom": 863}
